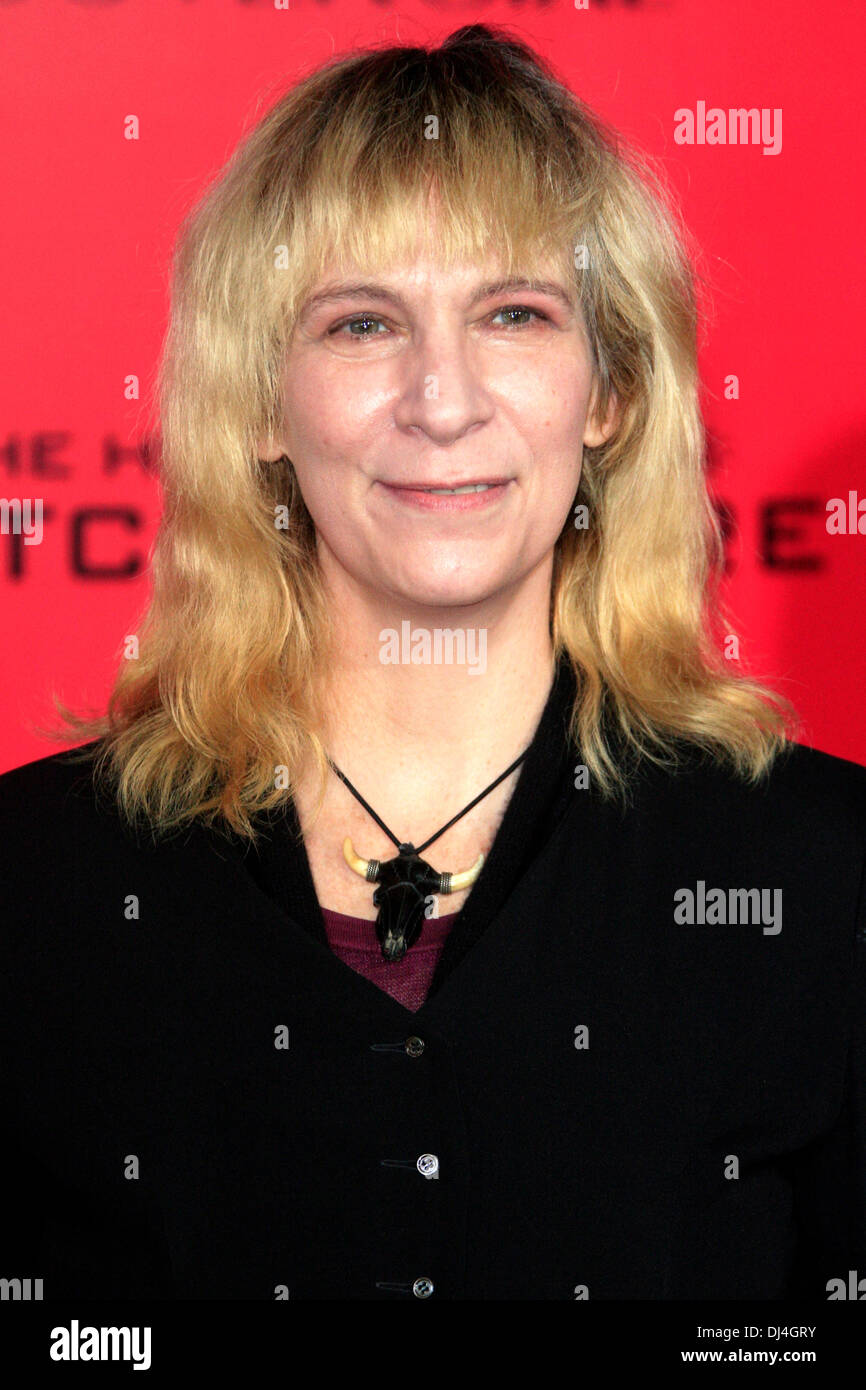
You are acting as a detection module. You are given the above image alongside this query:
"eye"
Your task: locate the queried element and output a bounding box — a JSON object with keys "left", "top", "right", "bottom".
{"left": 327, "top": 303, "right": 552, "bottom": 343}
{"left": 488, "top": 305, "right": 550, "bottom": 329}
{"left": 329, "top": 314, "right": 390, "bottom": 340}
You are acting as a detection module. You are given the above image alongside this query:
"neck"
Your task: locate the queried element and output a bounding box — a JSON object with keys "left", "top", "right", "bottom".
{"left": 309, "top": 555, "right": 558, "bottom": 820}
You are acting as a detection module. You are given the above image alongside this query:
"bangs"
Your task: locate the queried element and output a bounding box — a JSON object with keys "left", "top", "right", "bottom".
{"left": 262, "top": 48, "right": 599, "bottom": 327}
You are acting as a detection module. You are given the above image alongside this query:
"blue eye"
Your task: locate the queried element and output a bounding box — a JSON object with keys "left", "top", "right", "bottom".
{"left": 331, "top": 315, "right": 388, "bottom": 338}
{"left": 489, "top": 306, "right": 549, "bottom": 328}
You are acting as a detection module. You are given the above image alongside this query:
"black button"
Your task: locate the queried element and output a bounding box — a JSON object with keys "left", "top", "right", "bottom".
{"left": 412, "top": 1276, "right": 434, "bottom": 1298}
{"left": 405, "top": 1035, "right": 425, "bottom": 1057}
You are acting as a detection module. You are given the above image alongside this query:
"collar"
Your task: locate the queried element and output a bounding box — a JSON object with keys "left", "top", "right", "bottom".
{"left": 233, "top": 652, "right": 579, "bottom": 1000}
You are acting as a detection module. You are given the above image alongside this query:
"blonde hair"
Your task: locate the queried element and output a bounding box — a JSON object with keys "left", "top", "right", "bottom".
{"left": 42, "top": 22, "right": 797, "bottom": 843}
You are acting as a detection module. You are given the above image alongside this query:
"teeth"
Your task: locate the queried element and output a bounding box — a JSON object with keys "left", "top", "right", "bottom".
{"left": 426, "top": 483, "right": 493, "bottom": 495}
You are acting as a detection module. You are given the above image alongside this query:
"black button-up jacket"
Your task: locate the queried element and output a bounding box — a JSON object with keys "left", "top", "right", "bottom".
{"left": 1, "top": 658, "right": 865, "bottom": 1300}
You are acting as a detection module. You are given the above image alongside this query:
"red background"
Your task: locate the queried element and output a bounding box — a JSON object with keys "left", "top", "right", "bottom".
{"left": 2, "top": 0, "right": 864, "bottom": 772}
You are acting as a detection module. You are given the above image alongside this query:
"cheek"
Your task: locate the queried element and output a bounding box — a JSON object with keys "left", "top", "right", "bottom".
{"left": 283, "top": 395, "right": 355, "bottom": 477}
{"left": 522, "top": 409, "right": 585, "bottom": 519}
{"left": 284, "top": 357, "right": 381, "bottom": 455}
{"left": 281, "top": 410, "right": 364, "bottom": 533}
{"left": 510, "top": 361, "right": 590, "bottom": 430}
{"left": 526, "top": 395, "right": 587, "bottom": 469}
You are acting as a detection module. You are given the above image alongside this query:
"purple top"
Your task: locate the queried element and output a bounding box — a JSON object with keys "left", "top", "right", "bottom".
{"left": 320, "top": 907, "right": 459, "bottom": 1012}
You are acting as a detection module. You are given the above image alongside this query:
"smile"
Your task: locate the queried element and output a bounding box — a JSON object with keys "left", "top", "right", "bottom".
{"left": 378, "top": 480, "right": 513, "bottom": 511}
{"left": 425, "top": 483, "right": 493, "bottom": 494}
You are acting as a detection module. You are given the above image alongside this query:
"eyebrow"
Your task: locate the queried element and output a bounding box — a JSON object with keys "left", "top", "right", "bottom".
{"left": 298, "top": 276, "right": 576, "bottom": 321}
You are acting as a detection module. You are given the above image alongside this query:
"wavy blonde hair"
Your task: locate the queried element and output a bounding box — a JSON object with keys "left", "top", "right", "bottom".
{"left": 43, "top": 22, "right": 797, "bottom": 842}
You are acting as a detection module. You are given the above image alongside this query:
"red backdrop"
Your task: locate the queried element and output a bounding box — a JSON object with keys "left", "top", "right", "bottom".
{"left": 2, "top": 0, "right": 864, "bottom": 772}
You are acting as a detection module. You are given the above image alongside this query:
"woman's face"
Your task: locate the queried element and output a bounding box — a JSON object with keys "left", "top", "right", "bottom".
{"left": 261, "top": 246, "right": 616, "bottom": 611}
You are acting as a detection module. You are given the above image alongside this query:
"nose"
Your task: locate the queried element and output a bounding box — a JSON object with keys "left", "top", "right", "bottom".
{"left": 392, "top": 322, "right": 495, "bottom": 446}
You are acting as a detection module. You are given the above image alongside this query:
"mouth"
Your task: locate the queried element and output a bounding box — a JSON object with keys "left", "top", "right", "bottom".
{"left": 377, "top": 478, "right": 514, "bottom": 512}
{"left": 382, "top": 478, "right": 512, "bottom": 494}
{"left": 422, "top": 483, "right": 495, "bottom": 495}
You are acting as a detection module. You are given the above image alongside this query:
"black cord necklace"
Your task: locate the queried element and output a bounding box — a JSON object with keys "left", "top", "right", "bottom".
{"left": 330, "top": 749, "right": 529, "bottom": 962}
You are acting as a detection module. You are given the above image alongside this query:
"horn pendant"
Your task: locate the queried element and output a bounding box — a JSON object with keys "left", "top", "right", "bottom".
{"left": 342, "top": 838, "right": 484, "bottom": 963}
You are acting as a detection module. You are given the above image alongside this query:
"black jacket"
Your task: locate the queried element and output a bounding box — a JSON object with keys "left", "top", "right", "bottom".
{"left": 1, "top": 658, "right": 865, "bottom": 1300}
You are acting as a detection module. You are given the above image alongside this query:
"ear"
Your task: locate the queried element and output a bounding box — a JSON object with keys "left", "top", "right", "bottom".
{"left": 256, "top": 433, "right": 288, "bottom": 463}
{"left": 582, "top": 382, "right": 619, "bottom": 449}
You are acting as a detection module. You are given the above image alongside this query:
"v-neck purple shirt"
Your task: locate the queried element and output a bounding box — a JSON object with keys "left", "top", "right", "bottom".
{"left": 320, "top": 907, "right": 460, "bottom": 1012}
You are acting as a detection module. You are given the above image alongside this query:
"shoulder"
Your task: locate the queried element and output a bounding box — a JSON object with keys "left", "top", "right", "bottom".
{"left": 0, "top": 740, "right": 241, "bottom": 981}
{"left": 761, "top": 738, "right": 866, "bottom": 805}
{"left": 0, "top": 737, "right": 105, "bottom": 801}
{"left": 0, "top": 736, "right": 245, "bottom": 888}
{"left": 612, "top": 734, "right": 866, "bottom": 885}
{"left": 0, "top": 741, "right": 110, "bottom": 925}
{"left": 631, "top": 736, "right": 866, "bottom": 828}
{"left": 0, "top": 739, "right": 112, "bottom": 845}
{"left": 622, "top": 738, "right": 866, "bottom": 929}
{"left": 0, "top": 739, "right": 166, "bottom": 911}
{"left": 0, "top": 743, "right": 110, "bottom": 1008}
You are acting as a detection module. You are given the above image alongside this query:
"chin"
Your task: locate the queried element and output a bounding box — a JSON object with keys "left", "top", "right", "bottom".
{"left": 385, "top": 571, "right": 504, "bottom": 612}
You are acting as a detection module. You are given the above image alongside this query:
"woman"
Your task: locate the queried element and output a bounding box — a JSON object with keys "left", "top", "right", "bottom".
{"left": 1, "top": 24, "right": 864, "bottom": 1302}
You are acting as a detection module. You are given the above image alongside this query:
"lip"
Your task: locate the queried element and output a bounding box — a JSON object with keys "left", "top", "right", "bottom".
{"left": 381, "top": 477, "right": 513, "bottom": 490}
{"left": 378, "top": 479, "right": 514, "bottom": 512}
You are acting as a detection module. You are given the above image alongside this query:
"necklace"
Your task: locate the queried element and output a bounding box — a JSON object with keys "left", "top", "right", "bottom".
{"left": 329, "top": 749, "right": 529, "bottom": 962}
